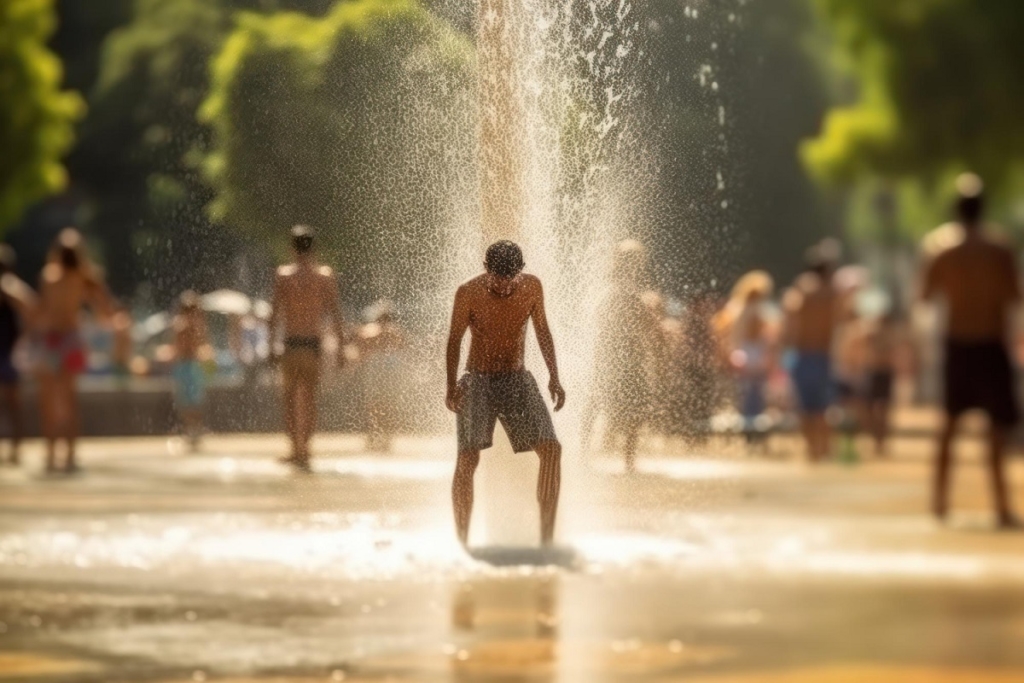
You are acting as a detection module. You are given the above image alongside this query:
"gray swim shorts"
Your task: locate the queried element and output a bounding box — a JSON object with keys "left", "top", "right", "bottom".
{"left": 457, "top": 370, "right": 558, "bottom": 453}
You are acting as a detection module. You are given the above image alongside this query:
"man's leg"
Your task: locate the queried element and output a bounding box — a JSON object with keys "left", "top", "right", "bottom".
{"left": 453, "top": 450, "right": 480, "bottom": 546}
{"left": 987, "top": 425, "right": 1017, "bottom": 527}
{"left": 623, "top": 426, "right": 639, "bottom": 473}
{"left": 933, "top": 413, "right": 957, "bottom": 520}
{"left": 38, "top": 372, "right": 58, "bottom": 472}
{"left": 61, "top": 373, "right": 80, "bottom": 472}
{"left": 814, "top": 413, "right": 831, "bottom": 461}
{"left": 2, "top": 384, "right": 21, "bottom": 465}
{"left": 282, "top": 360, "right": 301, "bottom": 460}
{"left": 297, "top": 361, "right": 321, "bottom": 461}
{"left": 535, "top": 440, "right": 562, "bottom": 546}
{"left": 872, "top": 400, "right": 891, "bottom": 456}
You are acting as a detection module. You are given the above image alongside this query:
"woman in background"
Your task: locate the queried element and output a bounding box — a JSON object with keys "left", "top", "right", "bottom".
{"left": 35, "top": 229, "right": 112, "bottom": 473}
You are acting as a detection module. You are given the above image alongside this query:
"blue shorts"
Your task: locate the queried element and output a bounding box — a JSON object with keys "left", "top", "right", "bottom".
{"left": 173, "top": 360, "right": 206, "bottom": 409}
{"left": 791, "top": 351, "right": 832, "bottom": 414}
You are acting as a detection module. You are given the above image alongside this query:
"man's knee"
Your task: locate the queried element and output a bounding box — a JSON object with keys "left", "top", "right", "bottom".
{"left": 536, "top": 440, "right": 561, "bottom": 460}
{"left": 456, "top": 450, "right": 480, "bottom": 472}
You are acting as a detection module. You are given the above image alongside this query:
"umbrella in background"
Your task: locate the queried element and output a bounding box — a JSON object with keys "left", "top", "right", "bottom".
{"left": 201, "top": 289, "right": 252, "bottom": 316}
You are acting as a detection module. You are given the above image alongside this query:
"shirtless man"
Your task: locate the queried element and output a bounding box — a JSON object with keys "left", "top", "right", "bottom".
{"left": 171, "top": 291, "right": 211, "bottom": 451}
{"left": 783, "top": 244, "right": 840, "bottom": 461}
{"left": 922, "top": 174, "right": 1020, "bottom": 527}
{"left": 269, "top": 226, "right": 345, "bottom": 471}
{"left": 0, "top": 246, "right": 36, "bottom": 466}
{"left": 36, "top": 229, "right": 112, "bottom": 473}
{"left": 446, "top": 241, "right": 565, "bottom": 547}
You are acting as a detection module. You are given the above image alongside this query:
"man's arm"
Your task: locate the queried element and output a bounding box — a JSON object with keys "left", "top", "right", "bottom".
{"left": 446, "top": 287, "right": 471, "bottom": 412}
{"left": 268, "top": 271, "right": 283, "bottom": 354}
{"left": 530, "top": 280, "right": 565, "bottom": 411}
{"left": 920, "top": 255, "right": 942, "bottom": 302}
{"left": 0, "top": 275, "right": 37, "bottom": 327}
{"left": 326, "top": 273, "right": 346, "bottom": 365}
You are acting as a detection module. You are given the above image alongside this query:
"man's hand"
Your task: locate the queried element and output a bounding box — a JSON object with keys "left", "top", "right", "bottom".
{"left": 549, "top": 378, "right": 566, "bottom": 412}
{"left": 446, "top": 383, "right": 465, "bottom": 413}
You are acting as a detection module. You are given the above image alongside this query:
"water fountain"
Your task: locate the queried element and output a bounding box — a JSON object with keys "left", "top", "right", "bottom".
{"left": 468, "top": 0, "right": 652, "bottom": 549}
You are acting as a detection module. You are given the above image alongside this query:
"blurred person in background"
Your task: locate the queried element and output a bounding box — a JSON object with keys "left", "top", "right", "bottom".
{"left": 783, "top": 242, "right": 840, "bottom": 461}
{"left": 921, "top": 174, "right": 1020, "bottom": 528}
{"left": 860, "top": 310, "right": 901, "bottom": 457}
{"left": 172, "top": 291, "right": 211, "bottom": 452}
{"left": 357, "top": 301, "right": 407, "bottom": 453}
{"left": 714, "top": 271, "right": 776, "bottom": 447}
{"left": 0, "top": 246, "right": 37, "bottom": 466}
{"left": 111, "top": 304, "right": 134, "bottom": 390}
{"left": 680, "top": 292, "right": 722, "bottom": 442}
{"left": 269, "top": 225, "right": 346, "bottom": 472}
{"left": 35, "top": 228, "right": 113, "bottom": 474}
{"left": 583, "top": 240, "right": 660, "bottom": 473}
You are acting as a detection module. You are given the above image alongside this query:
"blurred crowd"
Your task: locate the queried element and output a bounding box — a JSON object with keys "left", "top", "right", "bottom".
{"left": 0, "top": 174, "right": 1020, "bottom": 523}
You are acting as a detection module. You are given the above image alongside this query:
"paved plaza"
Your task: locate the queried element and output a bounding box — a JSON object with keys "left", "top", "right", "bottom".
{"left": 1, "top": 428, "right": 1024, "bottom": 682}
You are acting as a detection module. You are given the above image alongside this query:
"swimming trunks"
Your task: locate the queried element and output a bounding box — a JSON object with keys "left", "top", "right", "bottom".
{"left": 0, "top": 295, "right": 18, "bottom": 384}
{"left": 457, "top": 370, "right": 558, "bottom": 453}
{"left": 37, "top": 331, "right": 86, "bottom": 375}
{"left": 173, "top": 359, "right": 207, "bottom": 409}
{"left": 944, "top": 340, "right": 1018, "bottom": 426}
{"left": 791, "top": 350, "right": 832, "bottom": 414}
{"left": 863, "top": 370, "right": 894, "bottom": 403}
{"left": 284, "top": 336, "right": 322, "bottom": 352}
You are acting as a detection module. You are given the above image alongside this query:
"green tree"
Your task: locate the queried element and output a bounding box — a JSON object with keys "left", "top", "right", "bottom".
{"left": 201, "top": 0, "right": 474, "bottom": 303}
{"left": 0, "top": 0, "right": 84, "bottom": 233}
{"left": 803, "top": 0, "right": 1024, "bottom": 192}
{"left": 71, "top": 0, "right": 336, "bottom": 299}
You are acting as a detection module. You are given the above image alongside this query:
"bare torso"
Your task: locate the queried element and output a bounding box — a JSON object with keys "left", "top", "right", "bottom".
{"left": 787, "top": 273, "right": 837, "bottom": 352}
{"left": 461, "top": 274, "right": 540, "bottom": 373}
{"left": 924, "top": 229, "right": 1019, "bottom": 342}
{"left": 173, "top": 310, "right": 207, "bottom": 360}
{"left": 37, "top": 265, "right": 104, "bottom": 333}
{"left": 274, "top": 263, "right": 339, "bottom": 339}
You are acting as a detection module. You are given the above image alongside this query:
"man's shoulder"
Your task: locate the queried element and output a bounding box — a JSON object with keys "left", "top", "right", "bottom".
{"left": 457, "top": 274, "right": 488, "bottom": 295}
{"left": 520, "top": 273, "right": 542, "bottom": 290}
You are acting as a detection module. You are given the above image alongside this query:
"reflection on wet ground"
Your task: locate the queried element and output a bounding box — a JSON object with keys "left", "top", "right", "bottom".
{"left": 1, "top": 435, "right": 1024, "bottom": 681}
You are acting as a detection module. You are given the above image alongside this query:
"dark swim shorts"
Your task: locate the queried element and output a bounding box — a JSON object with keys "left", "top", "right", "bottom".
{"left": 944, "top": 340, "right": 1019, "bottom": 427}
{"left": 456, "top": 370, "right": 558, "bottom": 453}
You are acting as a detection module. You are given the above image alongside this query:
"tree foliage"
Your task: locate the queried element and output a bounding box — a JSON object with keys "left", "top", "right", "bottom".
{"left": 0, "top": 0, "right": 84, "bottom": 233}
{"left": 201, "top": 0, "right": 474, "bottom": 302}
{"left": 803, "top": 0, "right": 1024, "bottom": 191}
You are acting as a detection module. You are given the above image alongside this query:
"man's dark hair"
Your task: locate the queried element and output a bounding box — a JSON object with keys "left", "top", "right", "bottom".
{"left": 0, "top": 245, "right": 15, "bottom": 275}
{"left": 805, "top": 241, "right": 837, "bottom": 277}
{"left": 291, "top": 224, "right": 314, "bottom": 253}
{"left": 955, "top": 173, "right": 984, "bottom": 227}
{"left": 485, "top": 240, "right": 525, "bottom": 278}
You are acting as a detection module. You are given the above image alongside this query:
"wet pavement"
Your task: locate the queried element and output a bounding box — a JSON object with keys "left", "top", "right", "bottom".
{"left": 1, "top": 432, "right": 1024, "bottom": 682}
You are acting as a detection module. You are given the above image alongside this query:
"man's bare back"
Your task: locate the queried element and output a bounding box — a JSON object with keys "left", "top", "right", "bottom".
{"left": 272, "top": 263, "right": 343, "bottom": 341}
{"left": 786, "top": 273, "right": 838, "bottom": 352}
{"left": 38, "top": 265, "right": 105, "bottom": 333}
{"left": 924, "top": 226, "right": 1019, "bottom": 342}
{"left": 457, "top": 273, "right": 541, "bottom": 373}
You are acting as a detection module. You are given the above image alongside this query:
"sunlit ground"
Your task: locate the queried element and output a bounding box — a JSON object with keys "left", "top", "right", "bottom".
{"left": 2, "top": 430, "right": 1024, "bottom": 681}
